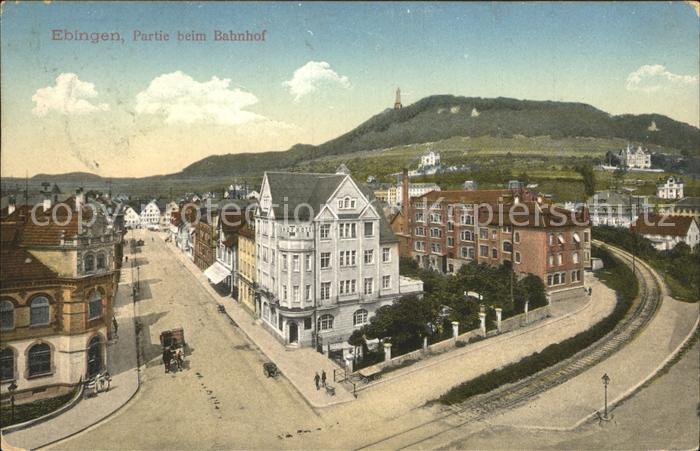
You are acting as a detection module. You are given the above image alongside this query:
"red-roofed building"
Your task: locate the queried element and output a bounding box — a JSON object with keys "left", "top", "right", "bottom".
{"left": 406, "top": 190, "right": 591, "bottom": 299}
{"left": 1, "top": 190, "right": 121, "bottom": 404}
{"left": 631, "top": 214, "right": 700, "bottom": 251}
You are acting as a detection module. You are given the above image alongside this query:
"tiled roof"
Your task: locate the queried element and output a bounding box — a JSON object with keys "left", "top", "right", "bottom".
{"left": 477, "top": 202, "right": 588, "bottom": 228}
{"left": 20, "top": 197, "right": 94, "bottom": 246}
{"left": 0, "top": 248, "right": 57, "bottom": 282}
{"left": 632, "top": 214, "right": 696, "bottom": 237}
{"left": 265, "top": 172, "right": 345, "bottom": 220}
{"left": 415, "top": 189, "right": 523, "bottom": 204}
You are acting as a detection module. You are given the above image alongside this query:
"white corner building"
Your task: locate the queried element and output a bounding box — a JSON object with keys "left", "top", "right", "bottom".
{"left": 656, "top": 176, "right": 684, "bottom": 200}
{"left": 254, "top": 172, "right": 423, "bottom": 359}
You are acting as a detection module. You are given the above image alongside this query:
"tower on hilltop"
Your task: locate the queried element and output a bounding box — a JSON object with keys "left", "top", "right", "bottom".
{"left": 394, "top": 87, "right": 402, "bottom": 110}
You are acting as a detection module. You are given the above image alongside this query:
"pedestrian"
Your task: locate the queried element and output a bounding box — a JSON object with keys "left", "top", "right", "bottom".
{"left": 112, "top": 316, "right": 119, "bottom": 338}
{"left": 125, "top": 256, "right": 129, "bottom": 262}
{"left": 163, "top": 348, "right": 172, "bottom": 374}
{"left": 589, "top": 287, "right": 593, "bottom": 296}
{"left": 321, "top": 370, "right": 327, "bottom": 387}
{"left": 314, "top": 372, "right": 320, "bottom": 390}
{"left": 176, "top": 350, "right": 184, "bottom": 371}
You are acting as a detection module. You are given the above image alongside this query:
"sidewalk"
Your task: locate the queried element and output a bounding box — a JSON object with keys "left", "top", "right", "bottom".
{"left": 488, "top": 293, "right": 699, "bottom": 430}
{"left": 3, "top": 268, "right": 140, "bottom": 450}
{"left": 160, "top": 234, "right": 356, "bottom": 408}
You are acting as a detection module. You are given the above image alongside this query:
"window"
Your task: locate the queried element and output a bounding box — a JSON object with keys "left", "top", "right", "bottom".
{"left": 84, "top": 254, "right": 95, "bottom": 272}
{"left": 30, "top": 296, "right": 50, "bottom": 326}
{"left": 289, "top": 226, "right": 296, "bottom": 237}
{"left": 491, "top": 230, "right": 497, "bottom": 240}
{"left": 340, "top": 250, "right": 357, "bottom": 267}
{"left": 281, "top": 253, "right": 288, "bottom": 270}
{"left": 382, "top": 275, "right": 391, "bottom": 289}
{"left": 364, "top": 249, "right": 374, "bottom": 264}
{"left": 502, "top": 225, "right": 512, "bottom": 233}
{"left": 430, "top": 228, "right": 442, "bottom": 238}
{"left": 382, "top": 247, "right": 391, "bottom": 263}
{"left": 339, "top": 223, "right": 356, "bottom": 238}
{"left": 479, "top": 245, "right": 489, "bottom": 257}
{"left": 339, "top": 280, "right": 357, "bottom": 295}
{"left": 548, "top": 255, "right": 554, "bottom": 266}
{"left": 573, "top": 252, "right": 579, "bottom": 264}
{"left": 515, "top": 251, "right": 521, "bottom": 264}
{"left": 460, "top": 247, "right": 471, "bottom": 258}
{"left": 293, "top": 255, "right": 300, "bottom": 272}
{"left": 293, "top": 286, "right": 300, "bottom": 302}
{"left": 491, "top": 248, "right": 498, "bottom": 258}
{"left": 415, "top": 241, "right": 426, "bottom": 251}
{"left": 548, "top": 233, "right": 554, "bottom": 245}
{"left": 429, "top": 212, "right": 442, "bottom": 223}
{"left": 461, "top": 230, "right": 473, "bottom": 241}
{"left": 320, "top": 252, "right": 331, "bottom": 269}
{"left": 305, "top": 285, "right": 311, "bottom": 301}
{"left": 305, "top": 254, "right": 312, "bottom": 271}
{"left": 28, "top": 343, "right": 51, "bottom": 377}
{"left": 557, "top": 254, "right": 563, "bottom": 265}
{"left": 571, "top": 270, "right": 581, "bottom": 282}
{"left": 573, "top": 232, "right": 581, "bottom": 243}
{"left": 88, "top": 291, "right": 102, "bottom": 320}
{"left": 415, "top": 227, "right": 425, "bottom": 236}
{"left": 353, "top": 309, "right": 368, "bottom": 326}
{"left": 584, "top": 231, "right": 590, "bottom": 243}
{"left": 503, "top": 241, "right": 512, "bottom": 253}
{"left": 415, "top": 212, "right": 425, "bottom": 223}
{"left": 317, "top": 314, "right": 334, "bottom": 331}
{"left": 320, "top": 282, "right": 331, "bottom": 300}
{"left": 479, "top": 228, "right": 489, "bottom": 239}
{"left": 0, "top": 301, "right": 14, "bottom": 330}
{"left": 557, "top": 233, "right": 565, "bottom": 244}
{"left": 282, "top": 285, "right": 288, "bottom": 300}
{"left": 447, "top": 237, "right": 454, "bottom": 247}
{"left": 447, "top": 222, "right": 454, "bottom": 231}
{"left": 364, "top": 222, "right": 374, "bottom": 237}
{"left": 514, "top": 231, "right": 520, "bottom": 243}
{"left": 0, "top": 348, "right": 14, "bottom": 381}
{"left": 320, "top": 224, "right": 331, "bottom": 240}
{"left": 460, "top": 214, "right": 474, "bottom": 225}
{"left": 431, "top": 243, "right": 441, "bottom": 253}
{"left": 364, "top": 278, "right": 373, "bottom": 295}
{"left": 96, "top": 253, "right": 106, "bottom": 270}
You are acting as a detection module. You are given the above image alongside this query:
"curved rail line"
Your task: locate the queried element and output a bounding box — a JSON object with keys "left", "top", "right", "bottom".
{"left": 357, "top": 242, "right": 664, "bottom": 450}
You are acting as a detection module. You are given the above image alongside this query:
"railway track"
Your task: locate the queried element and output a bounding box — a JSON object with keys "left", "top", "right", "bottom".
{"left": 357, "top": 242, "right": 664, "bottom": 450}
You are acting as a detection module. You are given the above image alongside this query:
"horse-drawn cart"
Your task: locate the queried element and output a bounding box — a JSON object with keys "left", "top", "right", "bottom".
{"left": 160, "top": 328, "right": 186, "bottom": 372}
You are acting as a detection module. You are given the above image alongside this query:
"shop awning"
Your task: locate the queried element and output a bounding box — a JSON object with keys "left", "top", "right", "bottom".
{"left": 204, "top": 262, "right": 231, "bottom": 284}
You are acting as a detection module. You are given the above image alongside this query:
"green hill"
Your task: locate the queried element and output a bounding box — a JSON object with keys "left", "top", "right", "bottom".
{"left": 180, "top": 95, "right": 699, "bottom": 177}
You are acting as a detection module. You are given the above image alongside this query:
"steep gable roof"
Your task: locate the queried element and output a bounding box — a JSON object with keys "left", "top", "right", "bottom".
{"left": 632, "top": 214, "right": 696, "bottom": 237}
{"left": 264, "top": 172, "right": 346, "bottom": 220}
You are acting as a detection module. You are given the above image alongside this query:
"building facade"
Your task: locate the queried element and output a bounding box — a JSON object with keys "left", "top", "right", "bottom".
{"left": 656, "top": 176, "right": 684, "bottom": 200}
{"left": 139, "top": 200, "right": 161, "bottom": 227}
{"left": 632, "top": 214, "right": 700, "bottom": 251}
{"left": 588, "top": 191, "right": 651, "bottom": 228}
{"left": 237, "top": 220, "right": 257, "bottom": 314}
{"left": 406, "top": 190, "right": 590, "bottom": 298}
{"left": 387, "top": 183, "right": 441, "bottom": 208}
{"left": 255, "top": 172, "right": 423, "bottom": 359}
{"left": 618, "top": 144, "right": 651, "bottom": 169}
{"left": 1, "top": 193, "right": 119, "bottom": 403}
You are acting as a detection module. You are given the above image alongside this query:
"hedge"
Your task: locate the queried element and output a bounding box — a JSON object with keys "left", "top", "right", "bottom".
{"left": 438, "top": 246, "right": 638, "bottom": 405}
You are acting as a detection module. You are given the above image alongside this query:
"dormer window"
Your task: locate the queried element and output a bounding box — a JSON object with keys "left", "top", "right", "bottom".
{"left": 338, "top": 197, "right": 356, "bottom": 210}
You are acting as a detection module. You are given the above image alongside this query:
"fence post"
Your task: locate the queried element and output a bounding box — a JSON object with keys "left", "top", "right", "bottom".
{"left": 495, "top": 308, "right": 502, "bottom": 332}
{"left": 479, "top": 312, "right": 486, "bottom": 336}
{"left": 451, "top": 321, "right": 459, "bottom": 339}
{"left": 383, "top": 342, "right": 392, "bottom": 361}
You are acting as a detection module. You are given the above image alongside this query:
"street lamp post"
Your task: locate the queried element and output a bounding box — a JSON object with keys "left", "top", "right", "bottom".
{"left": 601, "top": 373, "right": 611, "bottom": 420}
{"left": 8, "top": 381, "right": 18, "bottom": 423}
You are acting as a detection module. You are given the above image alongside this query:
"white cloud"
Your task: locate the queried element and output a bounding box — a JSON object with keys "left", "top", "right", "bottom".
{"left": 32, "top": 73, "right": 109, "bottom": 116}
{"left": 135, "top": 71, "right": 264, "bottom": 125}
{"left": 283, "top": 61, "right": 350, "bottom": 101}
{"left": 625, "top": 64, "right": 698, "bottom": 93}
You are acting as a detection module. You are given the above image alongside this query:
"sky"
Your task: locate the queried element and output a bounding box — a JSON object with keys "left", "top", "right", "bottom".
{"left": 1, "top": 1, "right": 698, "bottom": 178}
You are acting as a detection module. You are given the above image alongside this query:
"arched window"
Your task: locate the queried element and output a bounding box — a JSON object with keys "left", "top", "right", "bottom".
{"left": 573, "top": 252, "right": 580, "bottom": 264}
{"left": 84, "top": 254, "right": 95, "bottom": 272}
{"left": 88, "top": 290, "right": 103, "bottom": 320}
{"left": 344, "top": 197, "right": 350, "bottom": 209}
{"left": 30, "top": 296, "right": 50, "bottom": 326}
{"left": 0, "top": 300, "right": 14, "bottom": 330}
{"left": 353, "top": 309, "right": 368, "bottom": 326}
{"left": 317, "top": 314, "right": 334, "bottom": 331}
{"left": 28, "top": 343, "right": 51, "bottom": 377}
{"left": 96, "top": 253, "right": 106, "bottom": 270}
{"left": 0, "top": 348, "right": 14, "bottom": 381}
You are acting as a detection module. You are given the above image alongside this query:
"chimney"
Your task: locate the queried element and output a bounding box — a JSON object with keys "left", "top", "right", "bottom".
{"left": 402, "top": 168, "right": 409, "bottom": 233}
{"left": 76, "top": 187, "right": 85, "bottom": 210}
{"left": 8, "top": 196, "right": 16, "bottom": 215}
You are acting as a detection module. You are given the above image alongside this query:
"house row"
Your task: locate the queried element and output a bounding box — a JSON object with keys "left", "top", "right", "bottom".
{"left": 1, "top": 190, "right": 125, "bottom": 404}
{"left": 167, "top": 171, "right": 424, "bottom": 361}
{"left": 390, "top": 170, "right": 591, "bottom": 301}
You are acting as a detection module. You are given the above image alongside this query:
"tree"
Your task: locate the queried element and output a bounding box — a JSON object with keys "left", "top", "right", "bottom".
{"left": 348, "top": 329, "right": 367, "bottom": 362}
{"left": 575, "top": 164, "right": 596, "bottom": 197}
